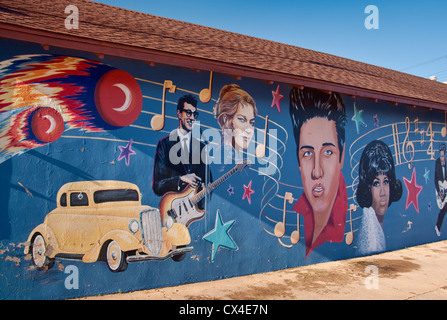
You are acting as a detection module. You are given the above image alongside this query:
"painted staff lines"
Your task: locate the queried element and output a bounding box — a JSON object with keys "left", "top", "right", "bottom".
{"left": 60, "top": 135, "right": 157, "bottom": 148}
{"left": 136, "top": 77, "right": 300, "bottom": 242}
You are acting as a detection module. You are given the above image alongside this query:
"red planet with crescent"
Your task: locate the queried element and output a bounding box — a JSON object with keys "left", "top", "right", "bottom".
{"left": 94, "top": 69, "right": 143, "bottom": 127}
{"left": 31, "top": 107, "right": 65, "bottom": 143}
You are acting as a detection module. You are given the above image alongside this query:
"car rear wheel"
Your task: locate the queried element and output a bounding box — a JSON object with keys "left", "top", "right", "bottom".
{"left": 31, "top": 234, "right": 54, "bottom": 270}
{"left": 106, "top": 240, "right": 128, "bottom": 272}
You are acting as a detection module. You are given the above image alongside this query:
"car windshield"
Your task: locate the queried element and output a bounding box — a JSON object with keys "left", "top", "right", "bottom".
{"left": 93, "top": 189, "right": 139, "bottom": 203}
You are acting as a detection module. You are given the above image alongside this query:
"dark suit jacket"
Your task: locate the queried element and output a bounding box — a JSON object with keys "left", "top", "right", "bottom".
{"left": 152, "top": 130, "right": 212, "bottom": 208}
{"left": 435, "top": 157, "right": 447, "bottom": 194}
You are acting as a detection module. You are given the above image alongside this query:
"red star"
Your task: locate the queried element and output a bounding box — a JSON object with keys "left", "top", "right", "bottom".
{"left": 271, "top": 85, "right": 284, "bottom": 113}
{"left": 242, "top": 180, "right": 255, "bottom": 204}
{"left": 403, "top": 168, "right": 423, "bottom": 213}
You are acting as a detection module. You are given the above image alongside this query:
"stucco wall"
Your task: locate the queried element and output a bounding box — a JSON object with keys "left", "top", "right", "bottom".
{"left": 0, "top": 37, "right": 445, "bottom": 299}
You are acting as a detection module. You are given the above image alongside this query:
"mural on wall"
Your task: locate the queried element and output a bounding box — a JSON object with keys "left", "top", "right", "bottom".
{"left": 0, "top": 54, "right": 142, "bottom": 164}
{"left": 0, "top": 38, "right": 446, "bottom": 299}
{"left": 24, "top": 180, "right": 192, "bottom": 272}
{"left": 288, "top": 87, "right": 348, "bottom": 258}
{"left": 356, "top": 140, "right": 403, "bottom": 255}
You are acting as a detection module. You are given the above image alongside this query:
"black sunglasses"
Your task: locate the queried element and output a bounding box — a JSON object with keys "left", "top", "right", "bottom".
{"left": 181, "top": 108, "right": 199, "bottom": 119}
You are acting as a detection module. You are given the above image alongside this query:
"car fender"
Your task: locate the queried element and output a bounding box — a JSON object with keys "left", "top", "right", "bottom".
{"left": 82, "top": 229, "right": 141, "bottom": 263}
{"left": 23, "top": 224, "right": 61, "bottom": 258}
{"left": 165, "top": 223, "right": 191, "bottom": 246}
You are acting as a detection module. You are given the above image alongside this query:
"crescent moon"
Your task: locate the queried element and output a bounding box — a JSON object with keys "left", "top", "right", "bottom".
{"left": 113, "top": 83, "right": 132, "bottom": 112}
{"left": 43, "top": 115, "right": 56, "bottom": 134}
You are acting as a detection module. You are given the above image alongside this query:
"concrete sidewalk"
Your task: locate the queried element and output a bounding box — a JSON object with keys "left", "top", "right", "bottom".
{"left": 81, "top": 240, "right": 447, "bottom": 300}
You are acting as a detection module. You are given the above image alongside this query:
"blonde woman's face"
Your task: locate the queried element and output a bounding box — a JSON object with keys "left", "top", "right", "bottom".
{"left": 231, "top": 103, "right": 255, "bottom": 151}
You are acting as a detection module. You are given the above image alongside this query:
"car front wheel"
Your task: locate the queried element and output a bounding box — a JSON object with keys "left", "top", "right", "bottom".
{"left": 106, "top": 240, "right": 128, "bottom": 272}
{"left": 31, "top": 234, "right": 54, "bottom": 271}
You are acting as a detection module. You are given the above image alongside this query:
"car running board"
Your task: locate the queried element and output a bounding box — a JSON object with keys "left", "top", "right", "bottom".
{"left": 126, "top": 246, "right": 193, "bottom": 263}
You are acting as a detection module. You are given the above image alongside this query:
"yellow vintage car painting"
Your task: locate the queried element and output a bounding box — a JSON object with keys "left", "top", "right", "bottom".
{"left": 24, "top": 180, "right": 193, "bottom": 272}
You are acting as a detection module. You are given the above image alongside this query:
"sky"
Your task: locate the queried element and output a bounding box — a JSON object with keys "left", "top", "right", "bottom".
{"left": 93, "top": 0, "right": 447, "bottom": 83}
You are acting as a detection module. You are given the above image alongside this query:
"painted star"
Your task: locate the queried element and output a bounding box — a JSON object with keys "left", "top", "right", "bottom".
{"left": 202, "top": 210, "right": 238, "bottom": 262}
{"left": 351, "top": 103, "right": 367, "bottom": 134}
{"left": 227, "top": 184, "right": 234, "bottom": 196}
{"left": 271, "top": 85, "right": 284, "bottom": 113}
{"left": 118, "top": 138, "right": 136, "bottom": 166}
{"left": 242, "top": 180, "right": 255, "bottom": 204}
{"left": 373, "top": 114, "right": 379, "bottom": 127}
{"left": 423, "top": 167, "right": 430, "bottom": 184}
{"left": 403, "top": 168, "right": 423, "bottom": 213}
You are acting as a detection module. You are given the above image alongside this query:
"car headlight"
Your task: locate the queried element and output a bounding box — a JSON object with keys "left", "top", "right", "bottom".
{"left": 129, "top": 219, "right": 139, "bottom": 234}
{"left": 165, "top": 216, "right": 174, "bottom": 230}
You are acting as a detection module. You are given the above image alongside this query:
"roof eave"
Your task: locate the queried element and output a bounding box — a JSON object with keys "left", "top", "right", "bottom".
{"left": 1, "top": 22, "right": 446, "bottom": 112}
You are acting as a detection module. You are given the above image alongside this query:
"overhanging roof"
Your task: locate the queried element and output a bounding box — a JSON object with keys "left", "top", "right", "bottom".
{"left": 1, "top": 0, "right": 446, "bottom": 110}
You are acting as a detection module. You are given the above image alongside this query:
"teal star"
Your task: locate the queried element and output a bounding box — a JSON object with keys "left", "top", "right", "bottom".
{"left": 351, "top": 103, "right": 367, "bottom": 134}
{"left": 203, "top": 210, "right": 238, "bottom": 262}
{"left": 423, "top": 167, "right": 430, "bottom": 184}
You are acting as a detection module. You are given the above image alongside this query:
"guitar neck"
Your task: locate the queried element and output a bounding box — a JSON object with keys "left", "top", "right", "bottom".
{"left": 191, "top": 166, "right": 238, "bottom": 205}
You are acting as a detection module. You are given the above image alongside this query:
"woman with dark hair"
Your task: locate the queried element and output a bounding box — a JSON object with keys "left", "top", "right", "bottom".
{"left": 356, "top": 140, "right": 402, "bottom": 255}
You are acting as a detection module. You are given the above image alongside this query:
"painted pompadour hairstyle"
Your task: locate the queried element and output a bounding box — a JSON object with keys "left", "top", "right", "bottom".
{"left": 289, "top": 86, "right": 347, "bottom": 165}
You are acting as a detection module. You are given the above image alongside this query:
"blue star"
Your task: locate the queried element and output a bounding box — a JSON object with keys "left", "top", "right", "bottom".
{"left": 352, "top": 103, "right": 367, "bottom": 134}
{"left": 423, "top": 167, "right": 430, "bottom": 184}
{"left": 118, "top": 138, "right": 136, "bottom": 166}
{"left": 203, "top": 210, "right": 238, "bottom": 262}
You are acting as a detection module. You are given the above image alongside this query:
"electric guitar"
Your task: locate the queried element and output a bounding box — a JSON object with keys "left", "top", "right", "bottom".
{"left": 159, "top": 161, "right": 250, "bottom": 227}
{"left": 436, "top": 180, "right": 447, "bottom": 209}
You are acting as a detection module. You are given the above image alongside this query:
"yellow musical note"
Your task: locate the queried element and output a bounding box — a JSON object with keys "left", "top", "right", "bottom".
{"left": 151, "top": 80, "right": 176, "bottom": 131}
{"left": 199, "top": 71, "right": 213, "bottom": 103}
{"left": 274, "top": 191, "right": 294, "bottom": 238}
{"left": 290, "top": 214, "right": 300, "bottom": 245}
{"left": 345, "top": 203, "right": 357, "bottom": 245}
{"left": 256, "top": 115, "right": 269, "bottom": 158}
{"left": 414, "top": 118, "right": 425, "bottom": 146}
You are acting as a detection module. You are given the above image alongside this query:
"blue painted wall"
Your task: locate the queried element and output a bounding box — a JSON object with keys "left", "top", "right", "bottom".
{"left": 0, "top": 37, "right": 445, "bottom": 299}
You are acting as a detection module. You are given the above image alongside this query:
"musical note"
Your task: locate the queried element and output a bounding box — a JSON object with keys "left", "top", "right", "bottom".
{"left": 290, "top": 215, "right": 300, "bottom": 245}
{"left": 256, "top": 115, "right": 269, "bottom": 158}
{"left": 274, "top": 191, "right": 294, "bottom": 238}
{"left": 402, "top": 117, "right": 415, "bottom": 169}
{"left": 345, "top": 203, "right": 357, "bottom": 245}
{"left": 442, "top": 111, "right": 447, "bottom": 138}
{"left": 414, "top": 118, "right": 425, "bottom": 146}
{"left": 414, "top": 117, "right": 419, "bottom": 134}
{"left": 199, "top": 71, "right": 213, "bottom": 103}
{"left": 151, "top": 80, "right": 176, "bottom": 131}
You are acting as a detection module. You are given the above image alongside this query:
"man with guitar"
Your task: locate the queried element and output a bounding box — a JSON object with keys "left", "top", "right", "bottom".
{"left": 152, "top": 94, "right": 212, "bottom": 218}
{"left": 435, "top": 143, "right": 447, "bottom": 236}
{"left": 152, "top": 94, "right": 251, "bottom": 228}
